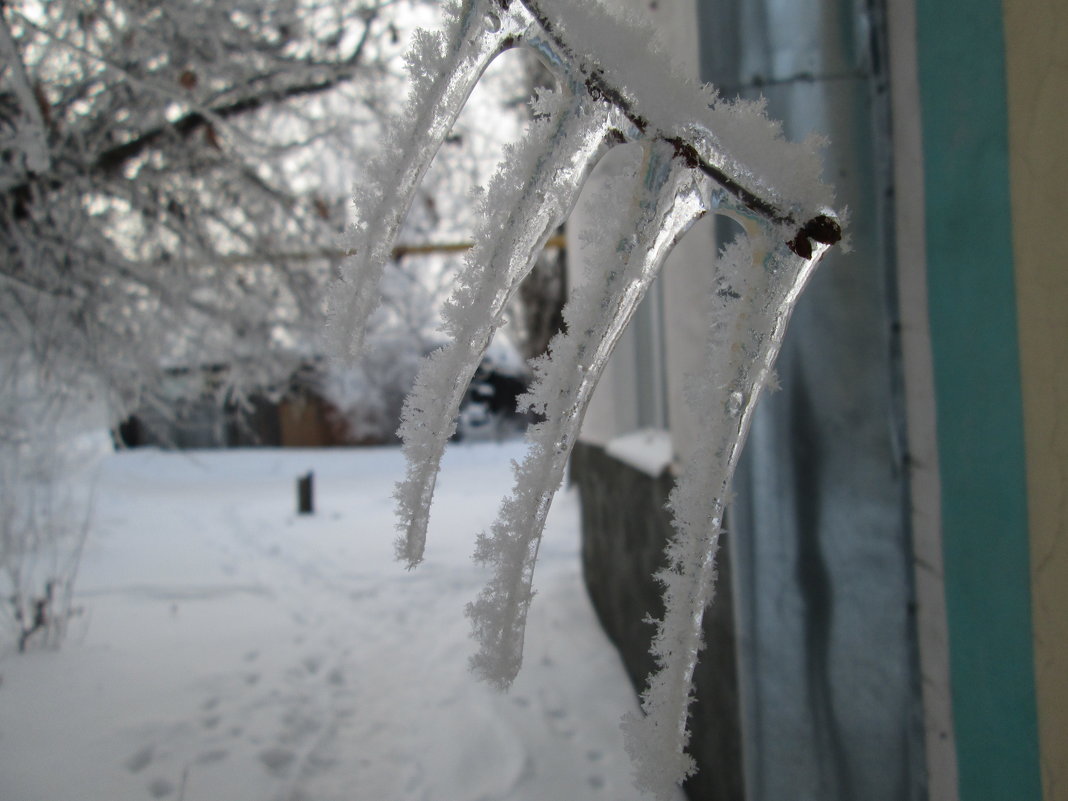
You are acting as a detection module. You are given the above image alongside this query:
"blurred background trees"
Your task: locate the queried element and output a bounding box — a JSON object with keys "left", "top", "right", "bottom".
{"left": 0, "top": 0, "right": 544, "bottom": 649}
{"left": 4, "top": 0, "right": 423, "bottom": 411}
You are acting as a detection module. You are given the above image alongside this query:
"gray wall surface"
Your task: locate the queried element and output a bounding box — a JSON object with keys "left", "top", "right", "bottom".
{"left": 696, "top": 0, "right": 927, "bottom": 798}
{"left": 574, "top": 0, "right": 928, "bottom": 798}
{"left": 572, "top": 441, "right": 744, "bottom": 801}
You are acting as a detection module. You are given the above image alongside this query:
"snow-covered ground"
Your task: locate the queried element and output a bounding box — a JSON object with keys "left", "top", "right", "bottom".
{"left": 0, "top": 442, "right": 672, "bottom": 801}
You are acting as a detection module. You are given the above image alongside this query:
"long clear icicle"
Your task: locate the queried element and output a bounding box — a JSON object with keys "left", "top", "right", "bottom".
{"left": 621, "top": 228, "right": 832, "bottom": 799}
{"left": 465, "top": 140, "right": 710, "bottom": 687}
{"left": 328, "top": 2, "right": 518, "bottom": 358}
{"left": 393, "top": 94, "right": 616, "bottom": 566}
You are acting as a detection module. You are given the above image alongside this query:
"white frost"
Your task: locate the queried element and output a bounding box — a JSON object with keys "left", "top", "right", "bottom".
{"left": 328, "top": 0, "right": 841, "bottom": 796}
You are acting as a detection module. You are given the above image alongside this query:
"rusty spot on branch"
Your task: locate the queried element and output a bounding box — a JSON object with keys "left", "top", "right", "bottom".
{"left": 786, "top": 214, "right": 842, "bottom": 259}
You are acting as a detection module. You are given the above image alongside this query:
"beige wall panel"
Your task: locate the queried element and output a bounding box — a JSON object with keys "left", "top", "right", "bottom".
{"left": 1004, "top": 2, "right": 1068, "bottom": 798}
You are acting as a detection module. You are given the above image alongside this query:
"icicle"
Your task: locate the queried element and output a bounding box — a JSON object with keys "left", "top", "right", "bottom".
{"left": 333, "top": 0, "right": 845, "bottom": 794}
{"left": 621, "top": 228, "right": 832, "bottom": 799}
{"left": 329, "top": 1, "right": 520, "bottom": 359}
{"left": 393, "top": 93, "right": 618, "bottom": 567}
{"left": 465, "top": 140, "right": 710, "bottom": 687}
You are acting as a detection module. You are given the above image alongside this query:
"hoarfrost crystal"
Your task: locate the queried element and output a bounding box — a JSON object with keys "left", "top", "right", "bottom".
{"left": 329, "top": 0, "right": 842, "bottom": 797}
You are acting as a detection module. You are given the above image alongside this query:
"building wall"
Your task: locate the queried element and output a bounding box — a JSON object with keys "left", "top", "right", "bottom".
{"left": 887, "top": 0, "right": 959, "bottom": 796}
{"left": 570, "top": 0, "right": 1067, "bottom": 799}
{"left": 913, "top": 0, "right": 1054, "bottom": 798}
{"left": 844, "top": 0, "right": 1068, "bottom": 798}
{"left": 578, "top": 0, "right": 709, "bottom": 451}
{"left": 1003, "top": 3, "right": 1068, "bottom": 797}
{"left": 572, "top": 440, "right": 744, "bottom": 801}
{"left": 702, "top": 0, "right": 927, "bottom": 796}
{"left": 573, "top": 0, "right": 927, "bottom": 799}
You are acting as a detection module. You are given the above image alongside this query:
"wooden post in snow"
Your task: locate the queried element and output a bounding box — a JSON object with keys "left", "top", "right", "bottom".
{"left": 297, "top": 471, "right": 314, "bottom": 515}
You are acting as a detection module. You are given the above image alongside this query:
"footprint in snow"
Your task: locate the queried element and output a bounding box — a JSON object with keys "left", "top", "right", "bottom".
{"left": 259, "top": 746, "right": 296, "bottom": 776}
{"left": 124, "top": 745, "right": 154, "bottom": 773}
{"left": 147, "top": 777, "right": 174, "bottom": 798}
{"left": 326, "top": 667, "right": 346, "bottom": 687}
{"left": 195, "top": 748, "right": 229, "bottom": 765}
{"left": 538, "top": 687, "right": 575, "bottom": 738}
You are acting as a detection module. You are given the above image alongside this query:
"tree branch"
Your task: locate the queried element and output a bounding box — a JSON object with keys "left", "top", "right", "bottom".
{"left": 4, "top": 9, "right": 378, "bottom": 195}
{"left": 94, "top": 15, "right": 378, "bottom": 176}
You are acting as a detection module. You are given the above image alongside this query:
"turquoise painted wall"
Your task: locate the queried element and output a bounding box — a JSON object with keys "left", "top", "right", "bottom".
{"left": 914, "top": 0, "right": 1042, "bottom": 798}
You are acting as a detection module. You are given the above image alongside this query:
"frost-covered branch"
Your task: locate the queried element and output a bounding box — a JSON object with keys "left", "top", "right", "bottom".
{"left": 330, "top": 0, "right": 842, "bottom": 796}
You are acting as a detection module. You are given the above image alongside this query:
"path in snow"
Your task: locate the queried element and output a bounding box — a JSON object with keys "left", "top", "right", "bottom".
{"left": 0, "top": 442, "right": 678, "bottom": 801}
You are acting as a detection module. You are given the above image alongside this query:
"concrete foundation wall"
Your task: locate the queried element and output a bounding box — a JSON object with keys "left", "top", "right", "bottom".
{"left": 571, "top": 441, "right": 744, "bottom": 801}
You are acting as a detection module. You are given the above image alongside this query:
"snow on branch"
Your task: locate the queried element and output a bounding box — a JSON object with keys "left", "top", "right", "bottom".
{"left": 330, "top": 0, "right": 842, "bottom": 796}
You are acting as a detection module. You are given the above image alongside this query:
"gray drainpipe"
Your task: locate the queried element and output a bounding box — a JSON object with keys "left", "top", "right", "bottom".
{"left": 696, "top": 0, "right": 927, "bottom": 798}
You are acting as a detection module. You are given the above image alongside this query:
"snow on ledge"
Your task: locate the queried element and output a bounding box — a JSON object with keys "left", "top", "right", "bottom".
{"left": 604, "top": 428, "right": 674, "bottom": 478}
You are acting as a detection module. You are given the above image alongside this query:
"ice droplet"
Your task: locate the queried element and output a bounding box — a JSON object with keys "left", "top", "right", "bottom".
{"left": 727, "top": 390, "right": 744, "bottom": 417}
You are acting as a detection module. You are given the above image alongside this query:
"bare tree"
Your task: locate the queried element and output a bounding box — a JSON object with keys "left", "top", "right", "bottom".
{"left": 0, "top": 0, "right": 485, "bottom": 649}
{"left": 0, "top": 0, "right": 435, "bottom": 410}
{"left": 0, "top": 0, "right": 538, "bottom": 649}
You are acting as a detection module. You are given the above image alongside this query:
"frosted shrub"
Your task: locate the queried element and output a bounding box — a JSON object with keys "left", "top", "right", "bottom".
{"left": 0, "top": 362, "right": 106, "bottom": 653}
{"left": 329, "top": 0, "right": 841, "bottom": 796}
{"left": 319, "top": 332, "right": 426, "bottom": 444}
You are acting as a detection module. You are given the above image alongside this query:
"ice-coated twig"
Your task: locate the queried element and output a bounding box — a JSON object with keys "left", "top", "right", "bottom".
{"left": 331, "top": 0, "right": 844, "bottom": 794}
{"left": 465, "top": 140, "right": 710, "bottom": 687}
